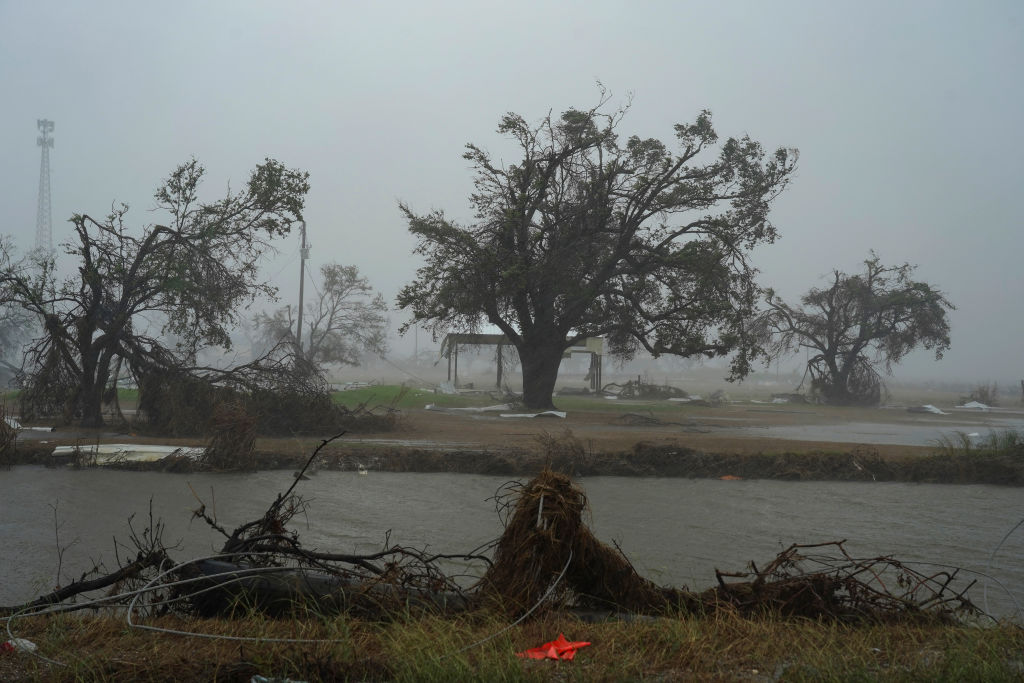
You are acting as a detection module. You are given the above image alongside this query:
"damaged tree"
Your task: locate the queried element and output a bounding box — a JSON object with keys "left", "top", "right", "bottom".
{"left": 763, "top": 253, "right": 954, "bottom": 406}
{"left": 0, "top": 159, "right": 309, "bottom": 426}
{"left": 398, "top": 89, "right": 797, "bottom": 409}
{"left": 253, "top": 261, "right": 388, "bottom": 369}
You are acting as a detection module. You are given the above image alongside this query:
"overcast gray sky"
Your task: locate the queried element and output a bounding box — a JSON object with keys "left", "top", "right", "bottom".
{"left": 2, "top": 0, "right": 1021, "bottom": 384}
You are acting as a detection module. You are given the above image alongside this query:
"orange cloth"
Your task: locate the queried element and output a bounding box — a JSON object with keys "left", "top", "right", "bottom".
{"left": 516, "top": 633, "right": 591, "bottom": 660}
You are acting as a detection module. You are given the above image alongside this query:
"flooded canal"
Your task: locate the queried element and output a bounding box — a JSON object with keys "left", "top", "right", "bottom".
{"left": 1, "top": 467, "right": 1021, "bottom": 620}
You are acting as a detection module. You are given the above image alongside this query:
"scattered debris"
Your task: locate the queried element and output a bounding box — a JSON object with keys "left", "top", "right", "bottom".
{"left": 51, "top": 443, "right": 205, "bottom": 465}
{"left": 425, "top": 403, "right": 513, "bottom": 413}
{"left": 500, "top": 411, "right": 566, "bottom": 419}
{"left": 1, "top": 638, "right": 37, "bottom": 654}
{"left": 604, "top": 379, "right": 688, "bottom": 400}
{"left": 772, "top": 393, "right": 809, "bottom": 404}
{"left": 908, "top": 404, "right": 949, "bottom": 415}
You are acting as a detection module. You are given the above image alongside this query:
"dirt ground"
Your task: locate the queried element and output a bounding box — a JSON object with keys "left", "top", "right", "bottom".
{"left": 17, "top": 399, "right": 1018, "bottom": 459}
{"left": 297, "top": 402, "right": 969, "bottom": 458}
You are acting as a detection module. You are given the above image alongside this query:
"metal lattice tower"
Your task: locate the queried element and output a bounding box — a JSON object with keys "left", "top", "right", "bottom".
{"left": 35, "top": 119, "right": 54, "bottom": 252}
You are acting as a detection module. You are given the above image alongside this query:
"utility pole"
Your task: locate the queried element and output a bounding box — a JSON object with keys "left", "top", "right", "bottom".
{"left": 35, "top": 119, "right": 54, "bottom": 253}
{"left": 295, "top": 220, "right": 308, "bottom": 356}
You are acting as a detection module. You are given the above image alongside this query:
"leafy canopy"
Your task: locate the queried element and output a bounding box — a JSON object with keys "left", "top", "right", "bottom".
{"left": 0, "top": 158, "right": 309, "bottom": 424}
{"left": 398, "top": 93, "right": 798, "bottom": 383}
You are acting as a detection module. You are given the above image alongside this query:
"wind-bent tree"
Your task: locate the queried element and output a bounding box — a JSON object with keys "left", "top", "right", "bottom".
{"left": 0, "top": 158, "right": 309, "bottom": 426}
{"left": 398, "top": 95, "right": 797, "bottom": 408}
{"left": 254, "top": 262, "right": 388, "bottom": 367}
{"left": 763, "top": 254, "right": 954, "bottom": 406}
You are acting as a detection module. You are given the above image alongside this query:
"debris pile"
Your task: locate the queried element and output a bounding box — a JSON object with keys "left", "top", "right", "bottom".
{"left": 476, "top": 468, "right": 685, "bottom": 615}
{"left": 604, "top": 378, "right": 688, "bottom": 400}
{"left": 202, "top": 401, "right": 257, "bottom": 471}
{"left": 475, "top": 469, "right": 979, "bottom": 623}
{"left": 703, "top": 540, "right": 978, "bottom": 622}
{"left": 133, "top": 345, "right": 398, "bottom": 438}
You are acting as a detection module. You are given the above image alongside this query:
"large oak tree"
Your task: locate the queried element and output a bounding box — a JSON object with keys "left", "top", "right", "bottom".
{"left": 398, "top": 96, "right": 797, "bottom": 408}
{"left": 0, "top": 159, "right": 309, "bottom": 426}
{"left": 763, "top": 254, "right": 954, "bottom": 405}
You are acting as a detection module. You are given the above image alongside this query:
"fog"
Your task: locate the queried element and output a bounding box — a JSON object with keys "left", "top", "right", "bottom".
{"left": 2, "top": 1, "right": 1021, "bottom": 386}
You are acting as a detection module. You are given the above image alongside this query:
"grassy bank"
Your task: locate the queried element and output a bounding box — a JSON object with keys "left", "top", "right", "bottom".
{"left": 3, "top": 610, "right": 1022, "bottom": 682}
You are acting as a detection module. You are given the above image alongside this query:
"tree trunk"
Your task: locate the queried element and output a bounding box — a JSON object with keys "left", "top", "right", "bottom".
{"left": 79, "top": 376, "right": 105, "bottom": 428}
{"left": 78, "top": 348, "right": 107, "bottom": 428}
{"left": 518, "top": 342, "right": 563, "bottom": 410}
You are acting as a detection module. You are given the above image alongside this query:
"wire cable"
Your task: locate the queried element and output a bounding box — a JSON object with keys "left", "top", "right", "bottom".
{"left": 984, "top": 515, "right": 1024, "bottom": 620}
{"left": 439, "top": 548, "right": 574, "bottom": 660}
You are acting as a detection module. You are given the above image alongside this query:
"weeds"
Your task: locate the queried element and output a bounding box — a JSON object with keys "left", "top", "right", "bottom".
{"left": 931, "top": 429, "right": 1024, "bottom": 459}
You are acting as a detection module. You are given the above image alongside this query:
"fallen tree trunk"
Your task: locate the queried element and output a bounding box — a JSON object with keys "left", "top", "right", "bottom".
{"left": 0, "top": 549, "right": 170, "bottom": 616}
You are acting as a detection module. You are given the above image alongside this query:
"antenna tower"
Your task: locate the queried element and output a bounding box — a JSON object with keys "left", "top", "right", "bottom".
{"left": 35, "top": 119, "right": 55, "bottom": 252}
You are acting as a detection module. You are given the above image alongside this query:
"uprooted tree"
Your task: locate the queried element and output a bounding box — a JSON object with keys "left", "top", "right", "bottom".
{"left": 398, "top": 91, "right": 797, "bottom": 409}
{"left": 0, "top": 158, "right": 310, "bottom": 427}
{"left": 762, "top": 253, "right": 954, "bottom": 406}
{"left": 253, "top": 262, "right": 388, "bottom": 369}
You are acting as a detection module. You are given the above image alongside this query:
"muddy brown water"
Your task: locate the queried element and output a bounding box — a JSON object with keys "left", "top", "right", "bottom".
{"left": 2, "top": 467, "right": 1021, "bottom": 621}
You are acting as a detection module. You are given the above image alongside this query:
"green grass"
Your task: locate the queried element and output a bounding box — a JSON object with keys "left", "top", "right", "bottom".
{"left": 116, "top": 387, "right": 139, "bottom": 403}
{"left": 4, "top": 610, "right": 1022, "bottom": 682}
